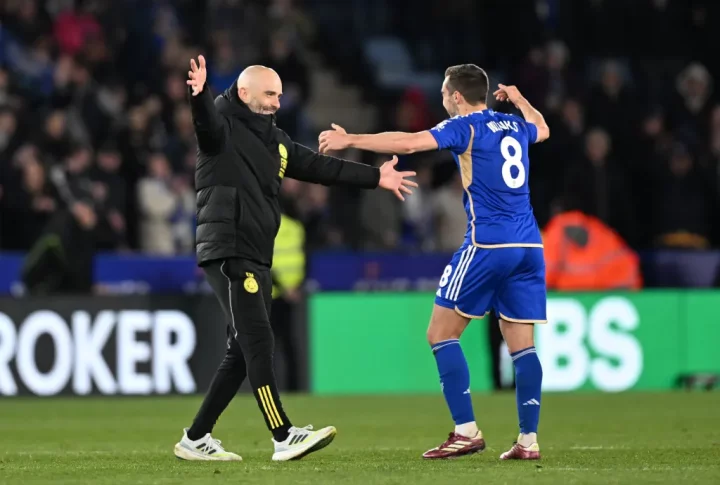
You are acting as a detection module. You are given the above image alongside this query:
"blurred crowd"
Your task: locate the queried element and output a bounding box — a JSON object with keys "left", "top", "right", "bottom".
{"left": 316, "top": 0, "right": 720, "bottom": 253}
{"left": 0, "top": 0, "right": 314, "bottom": 255}
{"left": 1, "top": 0, "right": 719, "bottom": 258}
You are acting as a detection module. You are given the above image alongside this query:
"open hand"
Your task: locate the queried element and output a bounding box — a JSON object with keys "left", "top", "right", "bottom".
{"left": 379, "top": 155, "right": 418, "bottom": 201}
{"left": 318, "top": 123, "right": 350, "bottom": 153}
{"left": 187, "top": 55, "right": 208, "bottom": 96}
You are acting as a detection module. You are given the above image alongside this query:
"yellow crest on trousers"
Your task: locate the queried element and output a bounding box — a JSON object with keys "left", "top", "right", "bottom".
{"left": 244, "top": 275, "right": 259, "bottom": 294}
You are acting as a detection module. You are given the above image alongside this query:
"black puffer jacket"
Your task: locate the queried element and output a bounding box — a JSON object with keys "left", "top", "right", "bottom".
{"left": 190, "top": 83, "right": 380, "bottom": 267}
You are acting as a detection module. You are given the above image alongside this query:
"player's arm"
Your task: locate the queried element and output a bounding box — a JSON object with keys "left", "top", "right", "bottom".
{"left": 346, "top": 131, "right": 438, "bottom": 155}
{"left": 286, "top": 141, "right": 381, "bottom": 188}
{"left": 494, "top": 84, "right": 550, "bottom": 143}
{"left": 318, "top": 118, "right": 475, "bottom": 156}
{"left": 288, "top": 139, "right": 418, "bottom": 200}
{"left": 514, "top": 97, "right": 550, "bottom": 143}
{"left": 187, "top": 55, "right": 226, "bottom": 154}
{"left": 318, "top": 123, "right": 438, "bottom": 155}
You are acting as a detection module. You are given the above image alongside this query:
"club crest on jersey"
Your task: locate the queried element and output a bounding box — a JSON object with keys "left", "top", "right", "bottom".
{"left": 244, "top": 272, "right": 259, "bottom": 294}
{"left": 278, "top": 144, "right": 288, "bottom": 179}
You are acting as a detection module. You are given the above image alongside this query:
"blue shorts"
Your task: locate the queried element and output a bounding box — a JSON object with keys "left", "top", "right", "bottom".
{"left": 434, "top": 244, "right": 547, "bottom": 323}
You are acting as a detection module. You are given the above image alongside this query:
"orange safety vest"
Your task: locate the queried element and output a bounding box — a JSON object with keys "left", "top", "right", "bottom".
{"left": 543, "top": 211, "right": 642, "bottom": 291}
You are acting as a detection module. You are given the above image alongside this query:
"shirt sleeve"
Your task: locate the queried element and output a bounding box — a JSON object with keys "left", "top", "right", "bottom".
{"left": 525, "top": 121, "right": 538, "bottom": 144}
{"left": 428, "top": 116, "right": 472, "bottom": 153}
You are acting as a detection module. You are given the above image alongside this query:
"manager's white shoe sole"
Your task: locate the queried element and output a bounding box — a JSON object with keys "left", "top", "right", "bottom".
{"left": 174, "top": 442, "right": 243, "bottom": 461}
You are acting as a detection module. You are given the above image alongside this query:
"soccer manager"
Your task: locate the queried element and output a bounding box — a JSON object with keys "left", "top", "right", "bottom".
{"left": 172, "top": 55, "right": 417, "bottom": 462}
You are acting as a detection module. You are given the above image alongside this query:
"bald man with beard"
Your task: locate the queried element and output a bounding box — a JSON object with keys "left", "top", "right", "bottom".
{"left": 173, "top": 56, "right": 417, "bottom": 462}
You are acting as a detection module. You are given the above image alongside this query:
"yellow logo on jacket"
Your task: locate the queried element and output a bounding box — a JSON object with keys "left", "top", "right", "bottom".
{"left": 244, "top": 272, "right": 259, "bottom": 294}
{"left": 278, "top": 144, "right": 288, "bottom": 179}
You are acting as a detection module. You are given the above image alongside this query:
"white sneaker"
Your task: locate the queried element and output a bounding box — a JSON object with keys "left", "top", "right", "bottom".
{"left": 271, "top": 425, "right": 337, "bottom": 461}
{"left": 174, "top": 428, "right": 242, "bottom": 461}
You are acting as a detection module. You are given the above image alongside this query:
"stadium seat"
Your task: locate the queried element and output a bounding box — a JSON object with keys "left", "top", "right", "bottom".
{"left": 363, "top": 36, "right": 443, "bottom": 93}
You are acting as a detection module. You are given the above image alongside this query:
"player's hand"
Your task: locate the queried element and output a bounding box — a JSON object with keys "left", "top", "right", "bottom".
{"left": 378, "top": 155, "right": 418, "bottom": 201}
{"left": 187, "top": 55, "right": 208, "bottom": 96}
{"left": 318, "top": 124, "right": 350, "bottom": 153}
{"left": 493, "top": 84, "right": 524, "bottom": 106}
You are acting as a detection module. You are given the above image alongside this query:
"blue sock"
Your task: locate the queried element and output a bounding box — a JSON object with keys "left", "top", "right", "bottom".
{"left": 512, "top": 346, "right": 543, "bottom": 434}
{"left": 431, "top": 339, "right": 474, "bottom": 425}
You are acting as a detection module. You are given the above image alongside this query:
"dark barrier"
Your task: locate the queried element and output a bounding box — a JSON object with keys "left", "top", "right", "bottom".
{"left": 1, "top": 249, "right": 720, "bottom": 295}
{"left": 0, "top": 296, "right": 228, "bottom": 396}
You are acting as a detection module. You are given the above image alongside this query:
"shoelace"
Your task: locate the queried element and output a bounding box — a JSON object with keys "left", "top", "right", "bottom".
{"left": 205, "top": 437, "right": 226, "bottom": 453}
{"left": 286, "top": 425, "right": 314, "bottom": 445}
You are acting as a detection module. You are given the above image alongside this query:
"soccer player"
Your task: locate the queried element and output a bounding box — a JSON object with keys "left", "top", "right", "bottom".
{"left": 318, "top": 64, "right": 549, "bottom": 460}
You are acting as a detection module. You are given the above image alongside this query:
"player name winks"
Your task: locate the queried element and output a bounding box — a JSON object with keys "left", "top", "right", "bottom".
{"left": 486, "top": 120, "right": 520, "bottom": 133}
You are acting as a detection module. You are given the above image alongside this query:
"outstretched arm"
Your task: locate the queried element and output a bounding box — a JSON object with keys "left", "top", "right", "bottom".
{"left": 187, "top": 55, "right": 226, "bottom": 154}
{"left": 287, "top": 141, "right": 418, "bottom": 201}
{"left": 318, "top": 123, "right": 438, "bottom": 155}
{"left": 287, "top": 141, "right": 381, "bottom": 188}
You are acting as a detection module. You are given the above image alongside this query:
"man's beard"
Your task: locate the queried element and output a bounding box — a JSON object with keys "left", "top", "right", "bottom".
{"left": 445, "top": 102, "right": 459, "bottom": 117}
{"left": 248, "top": 98, "right": 277, "bottom": 115}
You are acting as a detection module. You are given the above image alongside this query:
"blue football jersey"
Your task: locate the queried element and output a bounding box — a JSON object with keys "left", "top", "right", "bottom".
{"left": 429, "top": 110, "right": 542, "bottom": 247}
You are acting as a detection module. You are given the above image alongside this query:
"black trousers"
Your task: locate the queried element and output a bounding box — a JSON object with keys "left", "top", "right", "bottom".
{"left": 271, "top": 297, "right": 300, "bottom": 391}
{"left": 188, "top": 258, "right": 291, "bottom": 441}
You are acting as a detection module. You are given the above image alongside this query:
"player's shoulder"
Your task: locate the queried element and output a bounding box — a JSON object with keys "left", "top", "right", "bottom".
{"left": 478, "top": 110, "right": 535, "bottom": 139}
{"left": 498, "top": 111, "right": 523, "bottom": 121}
{"left": 483, "top": 110, "right": 524, "bottom": 124}
{"left": 434, "top": 114, "right": 471, "bottom": 131}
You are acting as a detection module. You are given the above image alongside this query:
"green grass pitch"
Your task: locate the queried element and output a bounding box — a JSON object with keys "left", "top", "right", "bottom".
{"left": 1, "top": 392, "right": 719, "bottom": 484}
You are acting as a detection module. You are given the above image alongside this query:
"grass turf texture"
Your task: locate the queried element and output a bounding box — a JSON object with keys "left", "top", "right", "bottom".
{"left": 0, "top": 392, "right": 718, "bottom": 484}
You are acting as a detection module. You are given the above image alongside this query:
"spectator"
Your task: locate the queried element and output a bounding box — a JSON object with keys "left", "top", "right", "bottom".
{"left": 92, "top": 144, "right": 127, "bottom": 250}
{"left": 39, "top": 109, "right": 74, "bottom": 162}
{"left": 268, "top": 0, "right": 317, "bottom": 52}
{"left": 160, "top": 70, "right": 188, "bottom": 132}
{"left": 257, "top": 31, "right": 310, "bottom": 138}
{"left": 208, "top": 35, "right": 241, "bottom": 95}
{"left": 297, "top": 183, "right": 343, "bottom": 250}
{"left": 1, "top": 157, "right": 55, "bottom": 249}
{"left": 586, "top": 60, "right": 638, "bottom": 156}
{"left": 651, "top": 143, "right": 715, "bottom": 249}
{"left": 513, "top": 47, "right": 549, "bottom": 113}
{"left": 359, "top": 156, "right": 402, "bottom": 250}
{"left": 52, "top": 1, "right": 102, "bottom": 56}
{"left": 116, "top": 104, "right": 157, "bottom": 180}
{"left": 137, "top": 152, "right": 194, "bottom": 255}
{"left": 402, "top": 162, "right": 434, "bottom": 250}
{"left": 20, "top": 142, "right": 100, "bottom": 294}
{"left": 5, "top": 0, "right": 52, "bottom": 46}
{"left": 394, "top": 86, "right": 433, "bottom": 134}
{"left": 432, "top": 172, "right": 466, "bottom": 252}
{"left": 165, "top": 104, "right": 196, "bottom": 171}
{"left": 207, "top": 0, "right": 266, "bottom": 67}
{"left": 544, "top": 40, "right": 580, "bottom": 114}
{"left": 563, "top": 128, "right": 636, "bottom": 245}
{"left": 673, "top": 62, "right": 716, "bottom": 148}
{"left": 0, "top": 107, "right": 20, "bottom": 158}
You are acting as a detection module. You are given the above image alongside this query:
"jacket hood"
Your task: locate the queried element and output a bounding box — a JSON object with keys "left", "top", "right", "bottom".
{"left": 215, "top": 83, "right": 277, "bottom": 124}
{"left": 214, "top": 82, "right": 278, "bottom": 145}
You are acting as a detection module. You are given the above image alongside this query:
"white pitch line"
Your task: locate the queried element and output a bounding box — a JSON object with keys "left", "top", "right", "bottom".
{"left": 570, "top": 445, "right": 618, "bottom": 450}
{"left": 544, "top": 466, "right": 709, "bottom": 472}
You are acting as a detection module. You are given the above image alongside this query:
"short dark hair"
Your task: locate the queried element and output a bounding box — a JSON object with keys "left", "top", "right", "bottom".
{"left": 444, "top": 64, "right": 489, "bottom": 105}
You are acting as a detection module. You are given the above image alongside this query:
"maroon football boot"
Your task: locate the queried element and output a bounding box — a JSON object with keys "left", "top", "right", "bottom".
{"left": 422, "top": 431, "right": 486, "bottom": 459}
{"left": 499, "top": 437, "right": 541, "bottom": 460}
